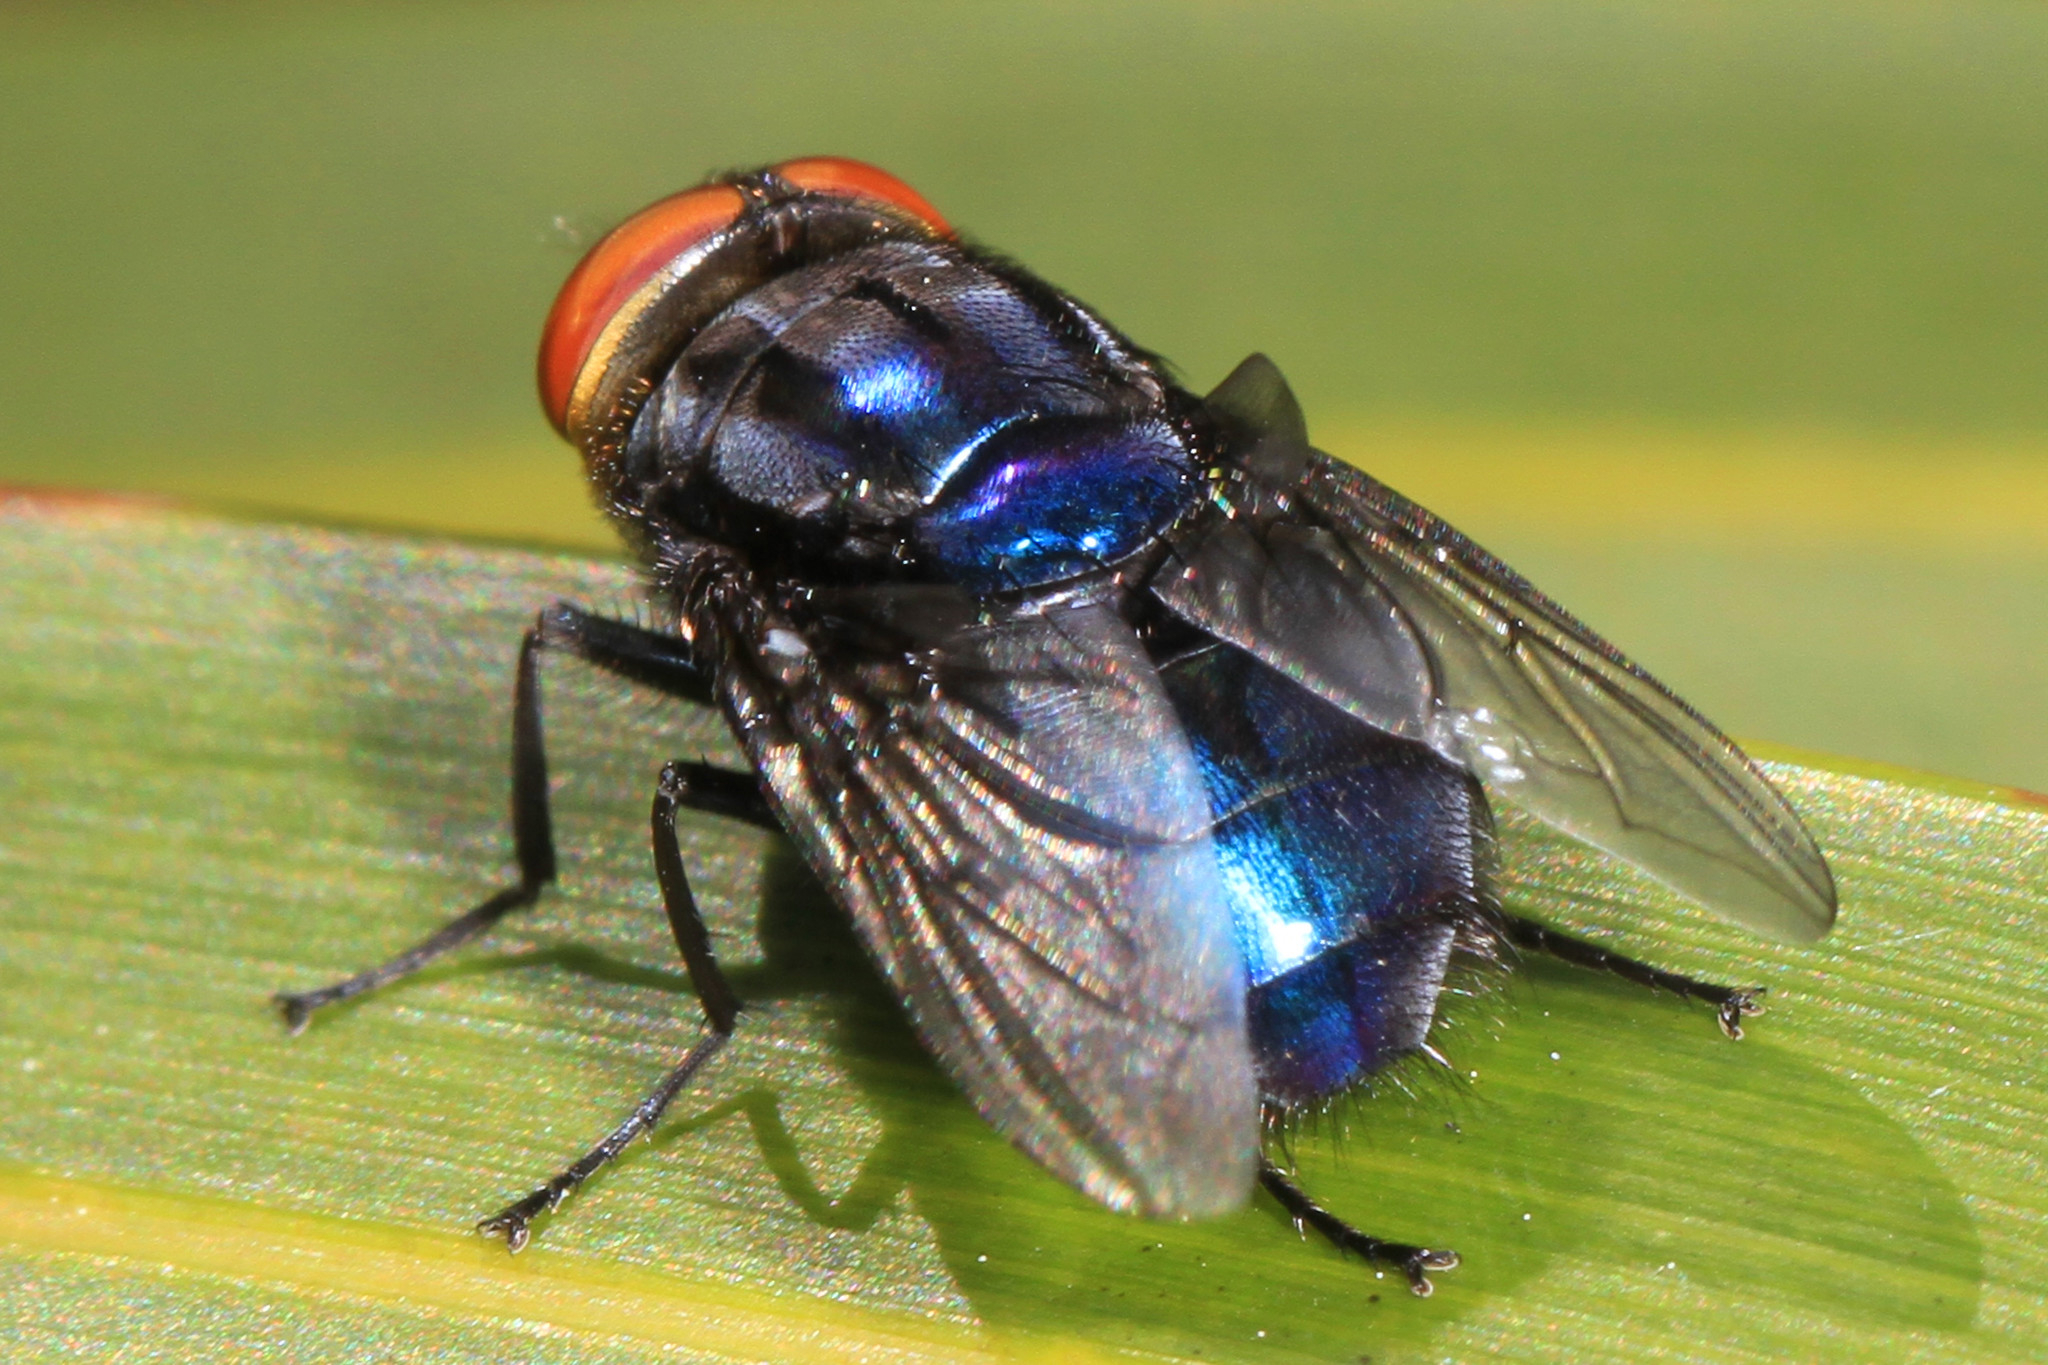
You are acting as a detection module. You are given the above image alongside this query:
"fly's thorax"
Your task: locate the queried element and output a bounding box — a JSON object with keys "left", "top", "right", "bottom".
{"left": 606, "top": 237, "right": 1209, "bottom": 593}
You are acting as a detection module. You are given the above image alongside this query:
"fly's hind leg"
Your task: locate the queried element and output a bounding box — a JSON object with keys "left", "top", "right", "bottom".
{"left": 1259, "top": 1156, "right": 1459, "bottom": 1297}
{"left": 476, "top": 760, "right": 755, "bottom": 1252}
{"left": 1502, "top": 916, "right": 1765, "bottom": 1039}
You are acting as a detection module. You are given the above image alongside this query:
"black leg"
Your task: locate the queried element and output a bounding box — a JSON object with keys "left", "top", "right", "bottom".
{"left": 654, "top": 759, "right": 779, "bottom": 834}
{"left": 648, "top": 763, "right": 743, "bottom": 1034}
{"left": 272, "top": 602, "right": 748, "bottom": 1032}
{"left": 533, "top": 601, "right": 716, "bottom": 708}
{"left": 476, "top": 760, "right": 743, "bottom": 1252}
{"left": 273, "top": 625, "right": 558, "bottom": 1033}
{"left": 1259, "top": 1157, "right": 1459, "bottom": 1297}
{"left": 475, "top": 1032, "right": 730, "bottom": 1252}
{"left": 1502, "top": 915, "right": 1765, "bottom": 1040}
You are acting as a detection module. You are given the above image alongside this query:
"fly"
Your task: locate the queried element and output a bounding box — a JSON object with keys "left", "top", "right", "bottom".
{"left": 276, "top": 157, "right": 1836, "bottom": 1296}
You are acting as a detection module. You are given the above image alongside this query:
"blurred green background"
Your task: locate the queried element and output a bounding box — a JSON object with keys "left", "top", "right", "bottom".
{"left": 6, "top": 8, "right": 2048, "bottom": 1363}
{"left": 3, "top": 0, "right": 2045, "bottom": 786}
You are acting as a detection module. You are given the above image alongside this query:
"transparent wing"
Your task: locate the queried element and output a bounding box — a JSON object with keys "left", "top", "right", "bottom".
{"left": 1152, "top": 354, "right": 1836, "bottom": 943}
{"left": 710, "top": 579, "right": 1257, "bottom": 1216}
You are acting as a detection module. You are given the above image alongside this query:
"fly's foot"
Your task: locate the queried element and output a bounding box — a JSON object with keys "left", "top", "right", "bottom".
{"left": 477, "top": 1184, "right": 570, "bottom": 1254}
{"left": 1384, "top": 1243, "right": 1460, "bottom": 1297}
{"left": 272, "top": 990, "right": 333, "bottom": 1036}
{"left": 1717, "top": 987, "right": 1767, "bottom": 1041}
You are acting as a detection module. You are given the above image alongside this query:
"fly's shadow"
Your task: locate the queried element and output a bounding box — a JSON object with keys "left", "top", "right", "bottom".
{"left": 631, "top": 841, "right": 942, "bottom": 1235}
{"left": 526, "top": 835, "right": 1984, "bottom": 1365}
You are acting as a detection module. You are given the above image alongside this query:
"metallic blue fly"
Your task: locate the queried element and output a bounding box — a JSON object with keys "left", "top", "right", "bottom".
{"left": 276, "top": 157, "right": 1837, "bottom": 1295}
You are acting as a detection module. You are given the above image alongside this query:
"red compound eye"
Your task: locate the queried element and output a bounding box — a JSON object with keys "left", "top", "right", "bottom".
{"left": 537, "top": 182, "right": 747, "bottom": 438}
{"left": 768, "top": 156, "right": 952, "bottom": 239}
{"left": 537, "top": 158, "right": 952, "bottom": 440}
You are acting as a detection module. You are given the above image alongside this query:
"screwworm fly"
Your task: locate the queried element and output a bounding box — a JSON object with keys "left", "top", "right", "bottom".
{"left": 276, "top": 157, "right": 1836, "bottom": 1294}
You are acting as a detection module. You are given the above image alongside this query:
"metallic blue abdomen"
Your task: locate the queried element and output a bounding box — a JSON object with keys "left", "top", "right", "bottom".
{"left": 1157, "top": 641, "right": 1493, "bottom": 1105}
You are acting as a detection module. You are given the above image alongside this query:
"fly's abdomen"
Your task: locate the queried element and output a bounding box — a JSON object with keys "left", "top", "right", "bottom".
{"left": 1156, "top": 640, "right": 1495, "bottom": 1106}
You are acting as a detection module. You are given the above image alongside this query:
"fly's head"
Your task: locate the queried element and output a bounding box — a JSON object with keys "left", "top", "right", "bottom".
{"left": 539, "top": 159, "right": 1207, "bottom": 598}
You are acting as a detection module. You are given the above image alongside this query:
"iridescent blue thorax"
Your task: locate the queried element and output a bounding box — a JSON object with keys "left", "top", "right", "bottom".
{"left": 623, "top": 238, "right": 1199, "bottom": 590}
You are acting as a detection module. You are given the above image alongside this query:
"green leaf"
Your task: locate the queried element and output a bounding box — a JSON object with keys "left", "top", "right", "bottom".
{"left": 2, "top": 494, "right": 2043, "bottom": 1363}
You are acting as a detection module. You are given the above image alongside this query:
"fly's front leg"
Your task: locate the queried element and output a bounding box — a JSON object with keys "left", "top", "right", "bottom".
{"left": 273, "top": 625, "right": 558, "bottom": 1033}
{"left": 273, "top": 602, "right": 720, "bottom": 1033}
{"left": 477, "top": 760, "right": 759, "bottom": 1252}
{"left": 1503, "top": 915, "right": 1765, "bottom": 1039}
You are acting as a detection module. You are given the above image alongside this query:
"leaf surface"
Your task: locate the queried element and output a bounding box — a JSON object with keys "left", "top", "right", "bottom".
{"left": 1, "top": 495, "right": 2042, "bottom": 1363}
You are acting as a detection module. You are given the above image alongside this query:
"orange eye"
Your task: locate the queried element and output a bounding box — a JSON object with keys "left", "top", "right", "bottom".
{"left": 769, "top": 156, "right": 952, "bottom": 238}
{"left": 537, "top": 182, "right": 747, "bottom": 438}
{"left": 538, "top": 159, "right": 952, "bottom": 440}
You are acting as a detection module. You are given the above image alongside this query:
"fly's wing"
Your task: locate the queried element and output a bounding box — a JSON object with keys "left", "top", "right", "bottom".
{"left": 709, "top": 580, "right": 1257, "bottom": 1217}
{"left": 1152, "top": 354, "right": 1836, "bottom": 943}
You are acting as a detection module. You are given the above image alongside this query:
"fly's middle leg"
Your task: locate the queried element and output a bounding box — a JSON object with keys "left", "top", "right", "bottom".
{"left": 1502, "top": 915, "right": 1765, "bottom": 1039}
{"left": 476, "top": 760, "right": 749, "bottom": 1252}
